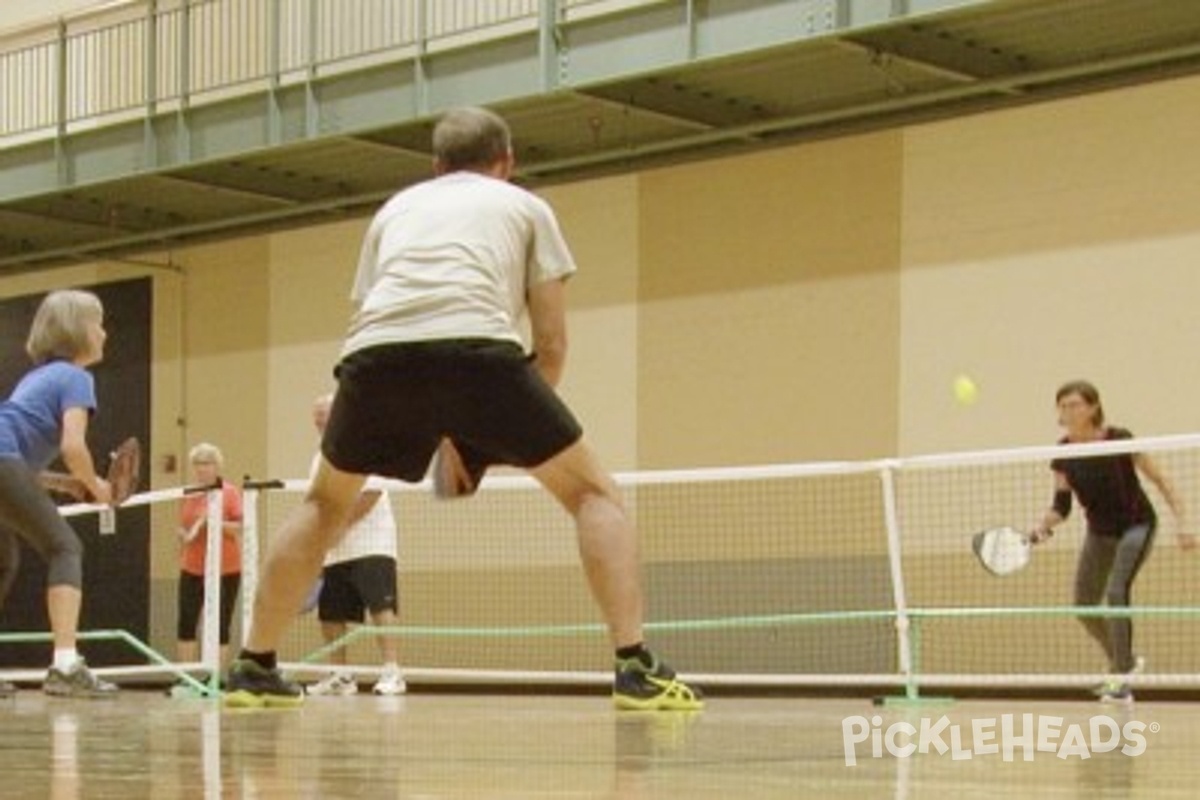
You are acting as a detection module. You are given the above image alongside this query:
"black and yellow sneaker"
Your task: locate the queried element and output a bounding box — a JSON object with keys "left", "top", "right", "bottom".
{"left": 613, "top": 652, "right": 703, "bottom": 711}
{"left": 224, "top": 659, "right": 304, "bottom": 709}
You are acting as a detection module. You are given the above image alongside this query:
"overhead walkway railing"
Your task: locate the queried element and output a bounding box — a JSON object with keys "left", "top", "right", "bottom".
{"left": 0, "top": 0, "right": 675, "bottom": 142}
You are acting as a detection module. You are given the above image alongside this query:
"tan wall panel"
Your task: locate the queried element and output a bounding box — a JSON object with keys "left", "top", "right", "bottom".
{"left": 900, "top": 74, "right": 1200, "bottom": 456}
{"left": 541, "top": 175, "right": 641, "bottom": 470}
{"left": 176, "top": 239, "right": 270, "bottom": 480}
{"left": 638, "top": 132, "right": 903, "bottom": 466}
{"left": 264, "top": 217, "right": 367, "bottom": 476}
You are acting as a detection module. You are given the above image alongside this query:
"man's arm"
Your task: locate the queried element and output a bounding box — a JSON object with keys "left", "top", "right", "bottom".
{"left": 527, "top": 277, "right": 569, "bottom": 388}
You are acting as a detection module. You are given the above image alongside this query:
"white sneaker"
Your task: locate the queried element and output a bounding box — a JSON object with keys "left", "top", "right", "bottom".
{"left": 307, "top": 672, "right": 357, "bottom": 696}
{"left": 373, "top": 666, "right": 406, "bottom": 696}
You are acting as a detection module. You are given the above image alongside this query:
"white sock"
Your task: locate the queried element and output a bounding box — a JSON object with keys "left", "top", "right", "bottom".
{"left": 53, "top": 648, "right": 80, "bottom": 672}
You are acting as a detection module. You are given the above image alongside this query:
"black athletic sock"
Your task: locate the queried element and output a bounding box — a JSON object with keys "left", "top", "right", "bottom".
{"left": 239, "top": 649, "right": 277, "bottom": 671}
{"left": 615, "top": 643, "right": 653, "bottom": 669}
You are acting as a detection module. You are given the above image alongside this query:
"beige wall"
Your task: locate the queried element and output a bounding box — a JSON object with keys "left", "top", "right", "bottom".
{"left": 264, "top": 218, "right": 366, "bottom": 475}
{"left": 900, "top": 74, "right": 1200, "bottom": 456}
{"left": 176, "top": 239, "right": 271, "bottom": 480}
{"left": 543, "top": 175, "right": 641, "bottom": 471}
{"left": 638, "top": 131, "right": 903, "bottom": 466}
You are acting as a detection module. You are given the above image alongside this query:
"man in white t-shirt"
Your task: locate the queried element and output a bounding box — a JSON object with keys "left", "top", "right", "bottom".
{"left": 227, "top": 106, "right": 701, "bottom": 712}
{"left": 304, "top": 394, "right": 404, "bottom": 697}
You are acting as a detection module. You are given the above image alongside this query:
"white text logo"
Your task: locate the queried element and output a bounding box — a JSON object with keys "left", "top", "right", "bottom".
{"left": 842, "top": 714, "right": 1155, "bottom": 766}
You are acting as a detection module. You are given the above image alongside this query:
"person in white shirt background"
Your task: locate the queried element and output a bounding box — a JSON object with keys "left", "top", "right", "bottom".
{"left": 304, "top": 393, "right": 405, "bottom": 697}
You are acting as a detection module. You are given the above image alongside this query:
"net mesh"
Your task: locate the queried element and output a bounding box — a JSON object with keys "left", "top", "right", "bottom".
{"left": 21, "top": 433, "right": 1200, "bottom": 693}
{"left": 268, "top": 467, "right": 897, "bottom": 680}
{"left": 262, "top": 435, "right": 1200, "bottom": 689}
{"left": 895, "top": 441, "right": 1200, "bottom": 683}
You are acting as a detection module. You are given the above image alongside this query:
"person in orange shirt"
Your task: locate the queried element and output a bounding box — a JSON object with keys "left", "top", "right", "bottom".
{"left": 174, "top": 443, "right": 242, "bottom": 686}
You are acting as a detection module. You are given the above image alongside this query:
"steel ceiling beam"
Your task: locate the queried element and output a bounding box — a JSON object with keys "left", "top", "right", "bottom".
{"left": 4, "top": 28, "right": 1200, "bottom": 273}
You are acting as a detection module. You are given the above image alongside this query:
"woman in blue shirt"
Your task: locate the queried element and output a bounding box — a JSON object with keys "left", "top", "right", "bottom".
{"left": 0, "top": 289, "right": 117, "bottom": 698}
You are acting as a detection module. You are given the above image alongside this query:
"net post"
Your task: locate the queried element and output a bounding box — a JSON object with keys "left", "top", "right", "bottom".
{"left": 240, "top": 478, "right": 285, "bottom": 654}
{"left": 878, "top": 463, "right": 916, "bottom": 695}
{"left": 186, "top": 479, "right": 224, "bottom": 693}
{"left": 240, "top": 478, "right": 260, "bottom": 652}
{"left": 876, "top": 464, "right": 955, "bottom": 707}
{"left": 905, "top": 615, "right": 923, "bottom": 701}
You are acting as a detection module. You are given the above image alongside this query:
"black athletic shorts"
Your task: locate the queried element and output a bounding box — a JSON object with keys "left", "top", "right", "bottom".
{"left": 323, "top": 339, "right": 583, "bottom": 481}
{"left": 176, "top": 571, "right": 241, "bottom": 643}
{"left": 318, "top": 555, "right": 398, "bottom": 623}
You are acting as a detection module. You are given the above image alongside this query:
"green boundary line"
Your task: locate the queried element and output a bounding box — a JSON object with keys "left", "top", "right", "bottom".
{"left": 5, "top": 605, "right": 1197, "bottom": 701}
{"left": 0, "top": 629, "right": 217, "bottom": 698}
{"left": 294, "top": 605, "right": 1200, "bottom": 704}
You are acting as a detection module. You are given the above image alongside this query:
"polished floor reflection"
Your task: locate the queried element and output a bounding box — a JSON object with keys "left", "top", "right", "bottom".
{"left": 1, "top": 690, "right": 1197, "bottom": 798}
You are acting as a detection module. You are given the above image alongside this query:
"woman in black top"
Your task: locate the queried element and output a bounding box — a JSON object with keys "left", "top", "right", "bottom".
{"left": 1032, "top": 380, "right": 1192, "bottom": 702}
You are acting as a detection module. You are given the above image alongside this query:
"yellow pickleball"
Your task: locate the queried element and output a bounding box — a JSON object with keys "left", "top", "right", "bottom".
{"left": 953, "top": 375, "right": 979, "bottom": 406}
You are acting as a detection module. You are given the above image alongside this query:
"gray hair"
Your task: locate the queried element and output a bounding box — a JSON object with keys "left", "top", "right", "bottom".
{"left": 188, "top": 442, "right": 225, "bottom": 469}
{"left": 25, "top": 289, "right": 104, "bottom": 365}
{"left": 432, "top": 107, "right": 512, "bottom": 172}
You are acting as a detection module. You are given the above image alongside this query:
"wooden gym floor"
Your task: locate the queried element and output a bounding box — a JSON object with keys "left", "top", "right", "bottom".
{"left": 1, "top": 690, "right": 1198, "bottom": 798}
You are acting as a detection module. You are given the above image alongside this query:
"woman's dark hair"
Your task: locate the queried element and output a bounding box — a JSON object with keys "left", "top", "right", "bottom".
{"left": 1055, "top": 379, "right": 1105, "bottom": 426}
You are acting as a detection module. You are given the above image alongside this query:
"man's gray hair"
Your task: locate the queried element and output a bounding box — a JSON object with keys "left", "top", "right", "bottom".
{"left": 432, "top": 107, "right": 512, "bottom": 172}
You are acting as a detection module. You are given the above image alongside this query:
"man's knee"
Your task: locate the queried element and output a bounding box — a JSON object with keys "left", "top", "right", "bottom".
{"left": 534, "top": 442, "right": 622, "bottom": 513}
{"left": 302, "top": 491, "right": 361, "bottom": 546}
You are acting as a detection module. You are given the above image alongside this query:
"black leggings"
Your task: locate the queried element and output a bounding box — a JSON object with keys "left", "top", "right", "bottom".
{"left": 1075, "top": 523, "right": 1155, "bottom": 673}
{"left": 0, "top": 459, "right": 84, "bottom": 609}
{"left": 176, "top": 571, "right": 241, "bottom": 644}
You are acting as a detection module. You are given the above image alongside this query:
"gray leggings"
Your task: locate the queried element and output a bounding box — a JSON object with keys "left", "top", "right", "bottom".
{"left": 0, "top": 458, "right": 84, "bottom": 609}
{"left": 1075, "top": 523, "right": 1155, "bottom": 673}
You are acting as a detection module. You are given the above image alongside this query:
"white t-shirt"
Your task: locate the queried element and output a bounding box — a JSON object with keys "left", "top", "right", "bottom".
{"left": 342, "top": 171, "right": 577, "bottom": 357}
{"left": 310, "top": 455, "right": 399, "bottom": 565}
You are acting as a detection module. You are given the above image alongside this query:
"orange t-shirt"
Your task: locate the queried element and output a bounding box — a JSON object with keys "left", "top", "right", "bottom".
{"left": 179, "top": 483, "right": 243, "bottom": 576}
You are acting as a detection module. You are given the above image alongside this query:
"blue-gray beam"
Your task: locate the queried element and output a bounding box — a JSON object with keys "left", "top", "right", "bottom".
{"left": 0, "top": 0, "right": 996, "bottom": 204}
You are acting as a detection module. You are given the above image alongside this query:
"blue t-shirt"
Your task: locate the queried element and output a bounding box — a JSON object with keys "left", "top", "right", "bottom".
{"left": 0, "top": 361, "right": 97, "bottom": 470}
